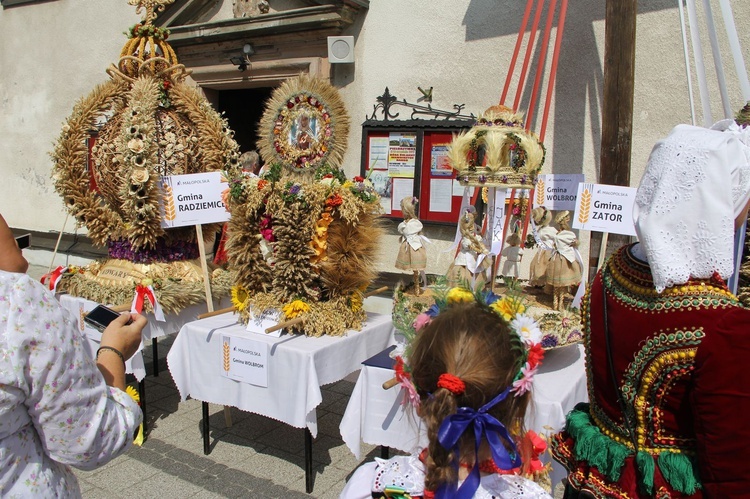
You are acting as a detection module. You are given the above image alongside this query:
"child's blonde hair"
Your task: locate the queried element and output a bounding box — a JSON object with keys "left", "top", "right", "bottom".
{"left": 409, "top": 302, "right": 530, "bottom": 493}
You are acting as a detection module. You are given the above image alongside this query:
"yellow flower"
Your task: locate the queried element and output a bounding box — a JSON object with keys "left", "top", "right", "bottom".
{"left": 125, "top": 385, "right": 140, "bottom": 404}
{"left": 342, "top": 180, "right": 354, "bottom": 189}
{"left": 125, "top": 385, "right": 144, "bottom": 446}
{"left": 283, "top": 299, "right": 310, "bottom": 319}
{"left": 349, "top": 291, "right": 363, "bottom": 313}
{"left": 231, "top": 285, "right": 250, "bottom": 312}
{"left": 491, "top": 297, "right": 526, "bottom": 321}
{"left": 446, "top": 287, "right": 474, "bottom": 304}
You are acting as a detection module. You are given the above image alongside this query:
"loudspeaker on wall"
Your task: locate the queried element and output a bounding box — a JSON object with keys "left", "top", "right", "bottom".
{"left": 327, "top": 36, "right": 355, "bottom": 64}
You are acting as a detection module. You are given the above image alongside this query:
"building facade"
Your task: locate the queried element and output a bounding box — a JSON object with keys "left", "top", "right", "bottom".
{"left": 1, "top": 0, "right": 748, "bottom": 274}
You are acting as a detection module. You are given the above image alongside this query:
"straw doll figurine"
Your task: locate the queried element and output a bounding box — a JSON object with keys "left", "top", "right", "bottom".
{"left": 447, "top": 207, "right": 491, "bottom": 288}
{"left": 528, "top": 206, "right": 556, "bottom": 288}
{"left": 546, "top": 210, "right": 582, "bottom": 310}
{"left": 395, "top": 197, "right": 427, "bottom": 295}
{"left": 500, "top": 232, "right": 524, "bottom": 286}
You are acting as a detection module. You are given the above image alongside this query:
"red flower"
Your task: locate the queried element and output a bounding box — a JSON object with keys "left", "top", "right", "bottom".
{"left": 257, "top": 179, "right": 268, "bottom": 190}
{"left": 326, "top": 193, "right": 343, "bottom": 208}
{"left": 437, "top": 373, "right": 465, "bottom": 395}
{"left": 394, "top": 356, "right": 410, "bottom": 382}
{"left": 353, "top": 175, "right": 365, "bottom": 183}
{"left": 323, "top": 173, "right": 333, "bottom": 179}
{"left": 526, "top": 343, "right": 544, "bottom": 370}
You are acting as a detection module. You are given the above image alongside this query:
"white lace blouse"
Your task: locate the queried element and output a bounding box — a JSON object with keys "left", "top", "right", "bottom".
{"left": 339, "top": 454, "right": 552, "bottom": 499}
{"left": 0, "top": 272, "right": 142, "bottom": 498}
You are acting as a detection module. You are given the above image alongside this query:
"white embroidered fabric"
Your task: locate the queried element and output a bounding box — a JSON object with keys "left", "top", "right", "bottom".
{"left": 338, "top": 454, "right": 552, "bottom": 499}
{"left": 634, "top": 123, "right": 750, "bottom": 292}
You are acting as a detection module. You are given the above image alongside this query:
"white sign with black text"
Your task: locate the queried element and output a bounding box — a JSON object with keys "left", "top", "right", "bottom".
{"left": 572, "top": 183, "right": 637, "bottom": 236}
{"left": 220, "top": 334, "right": 269, "bottom": 387}
{"left": 161, "top": 172, "right": 229, "bottom": 228}
{"left": 533, "top": 174, "right": 585, "bottom": 211}
{"left": 246, "top": 309, "right": 284, "bottom": 338}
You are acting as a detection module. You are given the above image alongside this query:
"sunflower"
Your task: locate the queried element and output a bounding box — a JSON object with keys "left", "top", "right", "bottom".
{"left": 349, "top": 291, "right": 364, "bottom": 313}
{"left": 283, "top": 299, "right": 310, "bottom": 319}
{"left": 125, "top": 385, "right": 140, "bottom": 403}
{"left": 231, "top": 285, "right": 250, "bottom": 312}
{"left": 125, "top": 385, "right": 144, "bottom": 446}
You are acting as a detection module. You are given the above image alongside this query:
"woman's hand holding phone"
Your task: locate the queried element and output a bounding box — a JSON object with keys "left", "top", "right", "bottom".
{"left": 100, "top": 313, "right": 148, "bottom": 362}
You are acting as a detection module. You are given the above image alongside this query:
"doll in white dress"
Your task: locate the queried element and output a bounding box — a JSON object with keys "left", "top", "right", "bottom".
{"left": 501, "top": 232, "right": 524, "bottom": 286}
{"left": 528, "top": 206, "right": 556, "bottom": 288}
{"left": 447, "top": 207, "right": 491, "bottom": 289}
{"left": 395, "top": 197, "right": 427, "bottom": 295}
{"left": 546, "top": 210, "right": 582, "bottom": 310}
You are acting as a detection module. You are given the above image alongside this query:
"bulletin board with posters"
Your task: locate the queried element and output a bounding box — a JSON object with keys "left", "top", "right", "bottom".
{"left": 360, "top": 119, "right": 473, "bottom": 224}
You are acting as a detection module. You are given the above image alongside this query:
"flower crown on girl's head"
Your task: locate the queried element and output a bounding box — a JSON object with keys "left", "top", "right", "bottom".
{"left": 394, "top": 286, "right": 544, "bottom": 407}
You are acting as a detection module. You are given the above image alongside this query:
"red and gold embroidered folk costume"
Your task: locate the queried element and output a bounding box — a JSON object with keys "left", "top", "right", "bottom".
{"left": 553, "top": 245, "right": 750, "bottom": 498}
{"left": 552, "top": 121, "right": 750, "bottom": 498}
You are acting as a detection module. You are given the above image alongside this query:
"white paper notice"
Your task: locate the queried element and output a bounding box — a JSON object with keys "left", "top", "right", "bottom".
{"left": 221, "top": 334, "right": 269, "bottom": 387}
{"left": 452, "top": 179, "right": 474, "bottom": 197}
{"left": 429, "top": 179, "right": 453, "bottom": 213}
{"left": 391, "top": 178, "right": 415, "bottom": 212}
{"left": 246, "top": 309, "right": 283, "bottom": 338}
{"left": 368, "top": 137, "right": 389, "bottom": 170}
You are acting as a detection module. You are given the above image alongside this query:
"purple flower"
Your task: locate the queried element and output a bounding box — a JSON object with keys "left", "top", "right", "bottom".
{"left": 502, "top": 175, "right": 508, "bottom": 182}
{"left": 289, "top": 184, "right": 301, "bottom": 195}
{"left": 541, "top": 334, "right": 558, "bottom": 348}
{"left": 478, "top": 175, "right": 487, "bottom": 183}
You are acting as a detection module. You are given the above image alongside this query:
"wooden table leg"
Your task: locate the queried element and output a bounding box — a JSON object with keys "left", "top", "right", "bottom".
{"left": 151, "top": 338, "right": 159, "bottom": 377}
{"left": 305, "top": 428, "right": 313, "bottom": 493}
{"left": 202, "top": 402, "right": 210, "bottom": 455}
{"left": 223, "top": 406, "right": 233, "bottom": 427}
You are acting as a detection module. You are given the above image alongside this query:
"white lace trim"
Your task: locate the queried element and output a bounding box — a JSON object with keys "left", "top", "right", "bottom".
{"left": 369, "top": 455, "right": 551, "bottom": 498}
{"left": 634, "top": 123, "right": 750, "bottom": 292}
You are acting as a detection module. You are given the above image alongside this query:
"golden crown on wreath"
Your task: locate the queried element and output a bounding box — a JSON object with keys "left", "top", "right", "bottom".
{"left": 448, "top": 105, "right": 545, "bottom": 189}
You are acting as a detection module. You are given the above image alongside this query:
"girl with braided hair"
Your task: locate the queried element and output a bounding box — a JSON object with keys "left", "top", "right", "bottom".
{"left": 340, "top": 299, "right": 551, "bottom": 498}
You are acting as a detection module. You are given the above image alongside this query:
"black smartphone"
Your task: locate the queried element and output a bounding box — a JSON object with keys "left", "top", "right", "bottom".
{"left": 83, "top": 305, "right": 132, "bottom": 332}
{"left": 14, "top": 233, "right": 30, "bottom": 250}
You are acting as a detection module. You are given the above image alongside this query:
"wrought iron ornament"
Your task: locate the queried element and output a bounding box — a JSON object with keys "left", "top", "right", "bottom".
{"left": 368, "top": 87, "right": 475, "bottom": 121}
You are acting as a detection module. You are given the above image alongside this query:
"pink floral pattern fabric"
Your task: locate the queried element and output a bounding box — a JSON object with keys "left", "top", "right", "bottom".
{"left": 0, "top": 272, "right": 142, "bottom": 498}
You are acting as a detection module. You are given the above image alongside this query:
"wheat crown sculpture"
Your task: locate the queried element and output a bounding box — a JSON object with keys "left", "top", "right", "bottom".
{"left": 49, "top": 0, "right": 239, "bottom": 313}
{"left": 448, "top": 105, "right": 545, "bottom": 189}
{"left": 223, "top": 75, "right": 384, "bottom": 337}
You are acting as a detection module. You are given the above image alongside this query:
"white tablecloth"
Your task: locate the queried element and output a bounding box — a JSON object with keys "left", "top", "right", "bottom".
{"left": 141, "top": 298, "right": 232, "bottom": 341}
{"left": 167, "top": 312, "right": 395, "bottom": 437}
{"left": 339, "top": 344, "right": 588, "bottom": 487}
{"left": 58, "top": 294, "right": 147, "bottom": 381}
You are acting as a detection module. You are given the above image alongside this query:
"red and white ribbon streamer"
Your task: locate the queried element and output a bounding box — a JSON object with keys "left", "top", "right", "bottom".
{"left": 40, "top": 265, "right": 67, "bottom": 292}
{"left": 131, "top": 284, "right": 166, "bottom": 322}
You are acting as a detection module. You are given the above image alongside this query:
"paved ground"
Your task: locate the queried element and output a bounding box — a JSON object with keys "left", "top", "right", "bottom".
{"left": 25, "top": 264, "right": 384, "bottom": 498}
{"left": 27, "top": 264, "right": 565, "bottom": 498}
{"left": 74, "top": 333, "right": 372, "bottom": 498}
